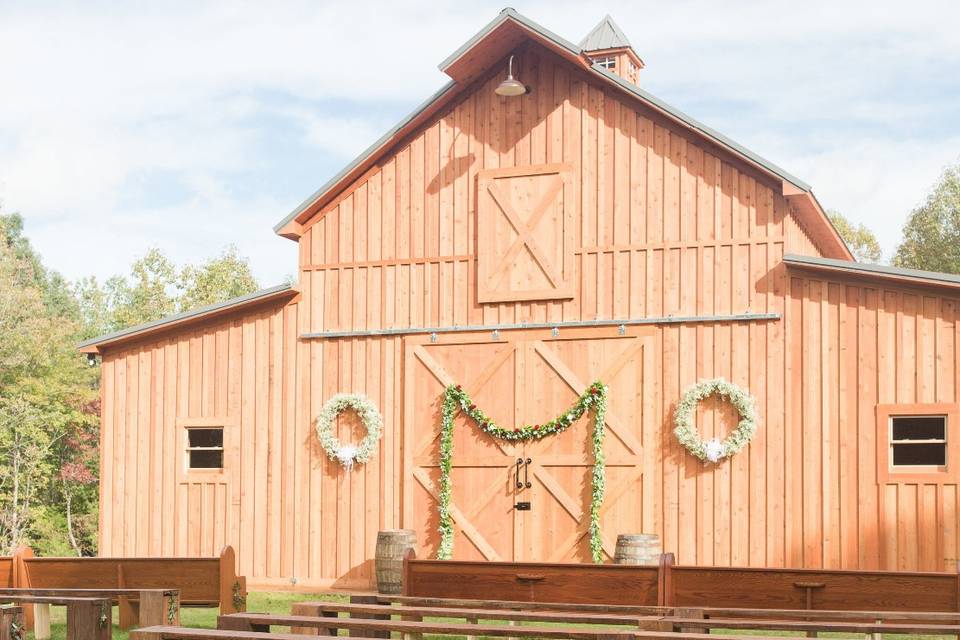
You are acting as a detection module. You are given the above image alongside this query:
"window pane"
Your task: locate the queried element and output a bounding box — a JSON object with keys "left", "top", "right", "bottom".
{"left": 189, "top": 449, "right": 223, "bottom": 469}
{"left": 892, "top": 443, "right": 946, "bottom": 466}
{"left": 188, "top": 428, "right": 223, "bottom": 448}
{"left": 891, "top": 416, "right": 945, "bottom": 441}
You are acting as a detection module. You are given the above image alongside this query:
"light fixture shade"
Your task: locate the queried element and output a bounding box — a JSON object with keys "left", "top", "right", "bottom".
{"left": 495, "top": 77, "right": 526, "bottom": 96}
{"left": 495, "top": 54, "right": 527, "bottom": 96}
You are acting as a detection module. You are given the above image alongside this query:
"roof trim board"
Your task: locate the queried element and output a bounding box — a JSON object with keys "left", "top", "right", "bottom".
{"left": 273, "top": 8, "right": 852, "bottom": 260}
{"left": 272, "top": 81, "right": 457, "bottom": 237}
{"left": 438, "top": 7, "right": 582, "bottom": 72}
{"left": 784, "top": 254, "right": 960, "bottom": 293}
{"left": 78, "top": 283, "right": 298, "bottom": 354}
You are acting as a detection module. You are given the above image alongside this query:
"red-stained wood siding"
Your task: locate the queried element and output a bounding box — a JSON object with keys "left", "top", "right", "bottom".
{"left": 96, "top": 42, "right": 960, "bottom": 586}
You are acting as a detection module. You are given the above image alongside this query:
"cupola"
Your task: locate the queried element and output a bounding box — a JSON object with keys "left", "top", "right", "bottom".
{"left": 579, "top": 15, "right": 644, "bottom": 85}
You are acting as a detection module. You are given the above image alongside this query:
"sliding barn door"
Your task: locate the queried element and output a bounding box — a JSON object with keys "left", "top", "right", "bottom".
{"left": 520, "top": 331, "right": 654, "bottom": 562}
{"left": 403, "top": 328, "right": 654, "bottom": 563}
{"left": 403, "top": 339, "right": 524, "bottom": 561}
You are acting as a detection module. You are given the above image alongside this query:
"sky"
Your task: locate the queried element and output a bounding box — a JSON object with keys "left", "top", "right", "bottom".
{"left": 1, "top": 0, "right": 958, "bottom": 287}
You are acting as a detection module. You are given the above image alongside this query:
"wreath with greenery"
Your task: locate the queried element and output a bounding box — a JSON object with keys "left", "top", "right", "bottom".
{"left": 438, "top": 381, "right": 609, "bottom": 563}
{"left": 673, "top": 378, "right": 758, "bottom": 463}
{"left": 316, "top": 393, "right": 383, "bottom": 470}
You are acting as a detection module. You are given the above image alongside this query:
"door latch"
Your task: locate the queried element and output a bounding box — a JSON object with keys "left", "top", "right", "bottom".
{"left": 514, "top": 501, "right": 531, "bottom": 511}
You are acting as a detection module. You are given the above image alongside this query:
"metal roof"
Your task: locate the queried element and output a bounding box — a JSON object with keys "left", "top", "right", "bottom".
{"left": 783, "top": 254, "right": 960, "bottom": 288}
{"left": 78, "top": 283, "right": 296, "bottom": 351}
{"left": 579, "top": 15, "right": 632, "bottom": 51}
{"left": 274, "top": 7, "right": 815, "bottom": 234}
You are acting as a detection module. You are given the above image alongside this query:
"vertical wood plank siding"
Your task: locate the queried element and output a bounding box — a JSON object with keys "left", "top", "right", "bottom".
{"left": 97, "top": 44, "right": 960, "bottom": 585}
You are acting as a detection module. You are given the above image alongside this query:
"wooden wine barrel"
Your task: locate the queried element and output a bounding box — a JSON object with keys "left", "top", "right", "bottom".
{"left": 375, "top": 529, "right": 416, "bottom": 594}
{"left": 613, "top": 533, "right": 661, "bottom": 565}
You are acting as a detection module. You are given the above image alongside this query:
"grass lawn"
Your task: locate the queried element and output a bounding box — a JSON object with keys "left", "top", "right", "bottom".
{"left": 28, "top": 593, "right": 959, "bottom": 640}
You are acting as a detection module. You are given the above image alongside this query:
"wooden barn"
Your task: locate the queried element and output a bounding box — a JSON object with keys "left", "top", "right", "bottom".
{"left": 80, "top": 10, "right": 960, "bottom": 589}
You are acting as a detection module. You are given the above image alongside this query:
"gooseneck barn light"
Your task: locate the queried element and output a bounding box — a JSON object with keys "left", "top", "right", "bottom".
{"left": 495, "top": 55, "right": 527, "bottom": 96}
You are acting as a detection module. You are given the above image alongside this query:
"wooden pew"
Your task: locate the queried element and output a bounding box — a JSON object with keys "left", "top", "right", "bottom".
{"left": 0, "top": 588, "right": 179, "bottom": 639}
{"left": 131, "top": 628, "right": 357, "bottom": 640}
{"left": 219, "top": 612, "right": 644, "bottom": 639}
{"left": 0, "top": 595, "right": 111, "bottom": 640}
{"left": 402, "top": 555, "right": 960, "bottom": 613}
{"left": 292, "top": 599, "right": 651, "bottom": 626}
{"left": 12, "top": 544, "right": 245, "bottom": 629}
{"left": 381, "top": 594, "right": 667, "bottom": 614}
{"left": 293, "top": 600, "right": 960, "bottom": 636}
{"left": 381, "top": 594, "right": 960, "bottom": 623}
{"left": 658, "top": 615, "right": 960, "bottom": 636}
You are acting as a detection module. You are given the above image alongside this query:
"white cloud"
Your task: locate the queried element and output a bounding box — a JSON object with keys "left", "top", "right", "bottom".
{"left": 0, "top": 0, "right": 957, "bottom": 286}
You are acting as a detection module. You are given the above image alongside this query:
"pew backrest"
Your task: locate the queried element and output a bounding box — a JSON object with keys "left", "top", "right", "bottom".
{"left": 10, "top": 545, "right": 245, "bottom": 614}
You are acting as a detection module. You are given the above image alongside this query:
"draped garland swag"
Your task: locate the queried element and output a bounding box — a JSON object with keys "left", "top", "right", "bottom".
{"left": 437, "top": 381, "right": 609, "bottom": 563}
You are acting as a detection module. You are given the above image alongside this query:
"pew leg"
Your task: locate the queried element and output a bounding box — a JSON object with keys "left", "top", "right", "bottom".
{"left": 289, "top": 603, "right": 320, "bottom": 636}
{"left": 0, "top": 606, "right": 24, "bottom": 640}
{"left": 401, "top": 614, "right": 423, "bottom": 640}
{"left": 139, "top": 591, "right": 179, "bottom": 627}
{"left": 465, "top": 616, "right": 478, "bottom": 640}
{"left": 118, "top": 596, "right": 138, "bottom": 630}
{"left": 219, "top": 615, "right": 254, "bottom": 631}
{"left": 33, "top": 603, "right": 51, "bottom": 640}
{"left": 675, "top": 607, "right": 705, "bottom": 634}
{"left": 349, "top": 595, "right": 388, "bottom": 639}
{"left": 66, "top": 602, "right": 111, "bottom": 640}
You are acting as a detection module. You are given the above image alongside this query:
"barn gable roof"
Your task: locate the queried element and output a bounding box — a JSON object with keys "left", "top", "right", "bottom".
{"left": 274, "top": 8, "right": 852, "bottom": 261}
{"left": 78, "top": 283, "right": 297, "bottom": 354}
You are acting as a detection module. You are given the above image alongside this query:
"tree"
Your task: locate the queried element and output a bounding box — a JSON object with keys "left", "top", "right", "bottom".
{"left": 83, "top": 245, "right": 261, "bottom": 334}
{"left": 0, "top": 213, "right": 98, "bottom": 555}
{"left": 178, "top": 245, "right": 259, "bottom": 311}
{"left": 827, "top": 210, "right": 882, "bottom": 264}
{"left": 894, "top": 164, "right": 960, "bottom": 273}
{"left": 103, "top": 248, "right": 178, "bottom": 329}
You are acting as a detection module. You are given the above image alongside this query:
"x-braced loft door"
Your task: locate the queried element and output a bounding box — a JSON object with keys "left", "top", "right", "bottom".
{"left": 402, "top": 327, "right": 655, "bottom": 563}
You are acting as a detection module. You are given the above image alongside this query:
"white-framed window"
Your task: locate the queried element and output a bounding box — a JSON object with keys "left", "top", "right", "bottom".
{"left": 890, "top": 415, "right": 947, "bottom": 468}
{"left": 186, "top": 426, "right": 224, "bottom": 470}
{"left": 876, "top": 403, "right": 957, "bottom": 483}
{"left": 592, "top": 56, "right": 616, "bottom": 71}
{"left": 177, "top": 418, "right": 230, "bottom": 475}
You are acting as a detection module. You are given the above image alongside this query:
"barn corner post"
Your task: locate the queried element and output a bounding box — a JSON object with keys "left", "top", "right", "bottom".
{"left": 218, "top": 545, "right": 246, "bottom": 614}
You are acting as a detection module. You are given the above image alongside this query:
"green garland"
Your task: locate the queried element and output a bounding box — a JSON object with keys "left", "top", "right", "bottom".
{"left": 437, "top": 381, "right": 609, "bottom": 563}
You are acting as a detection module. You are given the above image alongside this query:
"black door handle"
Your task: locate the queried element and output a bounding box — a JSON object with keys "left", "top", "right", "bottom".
{"left": 524, "top": 457, "right": 532, "bottom": 488}
{"left": 515, "top": 458, "right": 524, "bottom": 489}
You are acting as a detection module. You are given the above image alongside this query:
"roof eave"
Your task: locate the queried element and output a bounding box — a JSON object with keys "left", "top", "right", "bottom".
{"left": 271, "top": 81, "right": 459, "bottom": 238}
{"left": 783, "top": 254, "right": 960, "bottom": 293}
{"left": 78, "top": 284, "right": 299, "bottom": 355}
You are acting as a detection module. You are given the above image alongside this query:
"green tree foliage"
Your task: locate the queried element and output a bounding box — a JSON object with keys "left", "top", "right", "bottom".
{"left": 178, "top": 245, "right": 259, "bottom": 311}
{"left": 894, "top": 164, "right": 960, "bottom": 274}
{"left": 827, "top": 210, "right": 882, "bottom": 264}
{"left": 81, "top": 244, "right": 260, "bottom": 334}
{"left": 0, "top": 212, "right": 98, "bottom": 555}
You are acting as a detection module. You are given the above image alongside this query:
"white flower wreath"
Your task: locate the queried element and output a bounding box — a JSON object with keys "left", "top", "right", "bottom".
{"left": 316, "top": 393, "right": 383, "bottom": 471}
{"left": 674, "top": 378, "right": 758, "bottom": 463}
